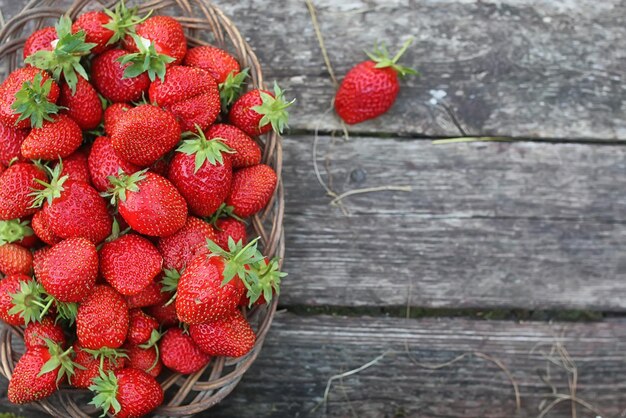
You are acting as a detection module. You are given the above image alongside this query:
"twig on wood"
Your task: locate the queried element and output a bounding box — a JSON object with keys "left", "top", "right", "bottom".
{"left": 432, "top": 137, "right": 512, "bottom": 145}
{"left": 329, "top": 185, "right": 412, "bottom": 206}
{"left": 0, "top": 9, "right": 5, "bottom": 28}
{"left": 338, "top": 374, "right": 358, "bottom": 418}
{"left": 536, "top": 395, "right": 604, "bottom": 418}
{"left": 304, "top": 0, "right": 338, "bottom": 88}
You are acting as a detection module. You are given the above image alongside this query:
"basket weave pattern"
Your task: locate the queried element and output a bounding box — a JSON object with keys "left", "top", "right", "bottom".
{"left": 0, "top": 0, "right": 285, "bottom": 416}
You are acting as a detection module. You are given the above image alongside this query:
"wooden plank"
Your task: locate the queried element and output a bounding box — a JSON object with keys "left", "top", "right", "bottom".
{"left": 279, "top": 137, "right": 626, "bottom": 310}
{"left": 211, "top": 313, "right": 626, "bottom": 418}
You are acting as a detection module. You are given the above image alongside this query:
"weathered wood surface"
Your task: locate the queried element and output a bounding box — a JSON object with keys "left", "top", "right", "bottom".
{"left": 279, "top": 136, "right": 626, "bottom": 310}
{"left": 209, "top": 313, "right": 626, "bottom": 418}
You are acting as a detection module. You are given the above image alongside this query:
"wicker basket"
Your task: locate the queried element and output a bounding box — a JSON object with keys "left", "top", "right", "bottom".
{"left": 0, "top": 0, "right": 285, "bottom": 416}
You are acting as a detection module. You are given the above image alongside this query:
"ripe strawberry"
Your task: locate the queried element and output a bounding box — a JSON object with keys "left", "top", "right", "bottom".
{"left": 145, "top": 300, "right": 178, "bottom": 329}
{"left": 127, "top": 309, "right": 159, "bottom": 345}
{"left": 0, "top": 123, "right": 27, "bottom": 166}
{"left": 214, "top": 217, "right": 247, "bottom": 251}
{"left": 167, "top": 129, "right": 232, "bottom": 217}
{"left": 125, "top": 279, "right": 168, "bottom": 309}
{"left": 124, "top": 344, "right": 162, "bottom": 378}
{"left": 23, "top": 27, "right": 57, "bottom": 59}
{"left": 228, "top": 83, "right": 293, "bottom": 136}
{"left": 72, "top": 344, "right": 126, "bottom": 389}
{"left": 54, "top": 147, "right": 91, "bottom": 184}
{"left": 335, "top": 39, "right": 417, "bottom": 124}
{"left": 0, "top": 68, "right": 60, "bottom": 129}
{"left": 107, "top": 170, "right": 187, "bottom": 237}
{"left": 34, "top": 237, "right": 98, "bottom": 303}
{"left": 124, "top": 15, "right": 187, "bottom": 64}
{"left": 149, "top": 157, "right": 170, "bottom": 177}
{"left": 0, "top": 162, "right": 47, "bottom": 220}
{"left": 157, "top": 216, "right": 216, "bottom": 271}
{"left": 77, "top": 285, "right": 129, "bottom": 349}
{"left": 8, "top": 342, "right": 76, "bottom": 404}
{"left": 226, "top": 164, "right": 277, "bottom": 218}
{"left": 160, "top": 327, "right": 210, "bottom": 374}
{"left": 100, "top": 234, "right": 162, "bottom": 296}
{"left": 189, "top": 310, "right": 255, "bottom": 358}
{"left": 0, "top": 218, "right": 38, "bottom": 248}
{"left": 91, "top": 49, "right": 150, "bottom": 102}
{"left": 103, "top": 103, "right": 131, "bottom": 137}
{"left": 111, "top": 104, "right": 181, "bottom": 167}
{"left": 20, "top": 114, "right": 83, "bottom": 160}
{"left": 88, "top": 136, "right": 139, "bottom": 192}
{"left": 0, "top": 243, "right": 32, "bottom": 275}
{"left": 148, "top": 65, "right": 220, "bottom": 131}
{"left": 184, "top": 45, "right": 240, "bottom": 84}
{"left": 57, "top": 75, "right": 103, "bottom": 130}
{"left": 89, "top": 368, "right": 163, "bottom": 418}
{"left": 206, "top": 124, "right": 261, "bottom": 168}
{"left": 31, "top": 210, "right": 61, "bottom": 246}
{"left": 23, "top": 316, "right": 65, "bottom": 350}
{"left": 0, "top": 274, "right": 42, "bottom": 326}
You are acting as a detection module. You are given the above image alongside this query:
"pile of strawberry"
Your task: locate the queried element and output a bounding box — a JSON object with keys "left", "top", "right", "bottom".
{"left": 0, "top": 2, "right": 290, "bottom": 417}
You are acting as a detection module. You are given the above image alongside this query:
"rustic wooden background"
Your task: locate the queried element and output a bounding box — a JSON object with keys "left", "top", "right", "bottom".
{"left": 1, "top": 0, "right": 625, "bottom": 417}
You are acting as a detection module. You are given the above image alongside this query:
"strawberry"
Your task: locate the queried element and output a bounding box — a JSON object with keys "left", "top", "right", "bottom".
{"left": 206, "top": 124, "right": 261, "bottom": 168}
{"left": 127, "top": 309, "right": 159, "bottom": 345}
{"left": 149, "top": 157, "right": 170, "bottom": 177}
{"left": 34, "top": 237, "right": 98, "bottom": 303}
{"left": 89, "top": 368, "right": 163, "bottom": 418}
{"left": 23, "top": 316, "right": 65, "bottom": 350}
{"left": 184, "top": 45, "right": 240, "bottom": 84}
{"left": 103, "top": 103, "right": 131, "bottom": 137}
{"left": 0, "top": 162, "right": 47, "bottom": 220}
{"left": 335, "top": 39, "right": 417, "bottom": 124}
{"left": 215, "top": 218, "right": 247, "bottom": 250}
{"left": 189, "top": 310, "right": 255, "bottom": 358}
{"left": 0, "top": 243, "right": 32, "bottom": 275}
{"left": 0, "top": 123, "right": 27, "bottom": 166}
{"left": 8, "top": 341, "right": 76, "bottom": 404}
{"left": 124, "top": 344, "right": 162, "bottom": 378}
{"left": 0, "top": 275, "right": 43, "bottom": 326}
{"left": 91, "top": 49, "right": 150, "bottom": 102}
{"left": 0, "top": 68, "right": 61, "bottom": 129}
{"left": 54, "top": 147, "right": 91, "bottom": 184}
{"left": 21, "top": 114, "right": 83, "bottom": 160}
{"left": 124, "top": 15, "right": 187, "bottom": 65}
{"left": 23, "top": 27, "right": 57, "bottom": 59}
{"left": 148, "top": 65, "right": 220, "bottom": 131}
{"left": 76, "top": 285, "right": 129, "bottom": 349}
{"left": 226, "top": 164, "right": 277, "bottom": 218}
{"left": 157, "top": 216, "right": 216, "bottom": 271}
{"left": 57, "top": 75, "right": 103, "bottom": 130}
{"left": 72, "top": 344, "right": 126, "bottom": 389}
{"left": 106, "top": 170, "right": 187, "bottom": 237}
{"left": 228, "top": 82, "right": 293, "bottom": 136}
{"left": 167, "top": 128, "right": 232, "bottom": 218}
{"left": 160, "top": 327, "right": 210, "bottom": 374}
{"left": 88, "top": 135, "right": 139, "bottom": 192}
{"left": 125, "top": 279, "right": 168, "bottom": 309}
{"left": 101, "top": 233, "right": 162, "bottom": 296}
{"left": 111, "top": 104, "right": 181, "bottom": 167}
{"left": 32, "top": 164, "right": 112, "bottom": 243}
{"left": 31, "top": 210, "right": 61, "bottom": 246}
{"left": 0, "top": 218, "right": 38, "bottom": 248}
{"left": 145, "top": 300, "right": 178, "bottom": 329}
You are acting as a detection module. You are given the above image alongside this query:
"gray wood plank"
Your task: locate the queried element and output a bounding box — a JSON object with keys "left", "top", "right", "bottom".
{"left": 210, "top": 313, "right": 626, "bottom": 418}
{"left": 279, "top": 136, "right": 626, "bottom": 310}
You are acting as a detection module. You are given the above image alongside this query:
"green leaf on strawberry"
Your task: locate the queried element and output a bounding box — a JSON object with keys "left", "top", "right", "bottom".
{"left": 89, "top": 370, "right": 122, "bottom": 416}
{"left": 29, "top": 162, "right": 69, "bottom": 208}
{"left": 207, "top": 203, "right": 245, "bottom": 226}
{"left": 38, "top": 338, "right": 78, "bottom": 385}
{"left": 11, "top": 73, "right": 64, "bottom": 129}
{"left": 251, "top": 82, "right": 295, "bottom": 134}
{"left": 0, "top": 219, "right": 33, "bottom": 245}
{"left": 103, "top": 0, "right": 152, "bottom": 45}
{"left": 118, "top": 33, "right": 175, "bottom": 82}
{"left": 104, "top": 168, "right": 147, "bottom": 205}
{"left": 8, "top": 280, "right": 47, "bottom": 325}
{"left": 219, "top": 68, "right": 249, "bottom": 109}
{"left": 365, "top": 37, "right": 419, "bottom": 77}
{"left": 178, "top": 125, "right": 235, "bottom": 173}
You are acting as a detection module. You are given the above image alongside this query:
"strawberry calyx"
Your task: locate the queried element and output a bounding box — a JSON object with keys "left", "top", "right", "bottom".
{"left": 104, "top": 168, "right": 148, "bottom": 205}
{"left": 103, "top": 0, "right": 152, "bottom": 46}
{"left": 38, "top": 338, "right": 78, "bottom": 385}
{"left": 30, "top": 162, "right": 69, "bottom": 208}
{"left": 89, "top": 369, "right": 122, "bottom": 416}
{"left": 251, "top": 82, "right": 295, "bottom": 135}
{"left": 24, "top": 16, "right": 96, "bottom": 94}
{"left": 178, "top": 125, "right": 234, "bottom": 173}
{"left": 207, "top": 203, "right": 245, "bottom": 226}
{"left": 138, "top": 329, "right": 161, "bottom": 372}
{"left": 365, "top": 37, "right": 418, "bottom": 77}
{"left": 8, "top": 279, "right": 47, "bottom": 325}
{"left": 47, "top": 296, "right": 79, "bottom": 325}
{"left": 160, "top": 268, "right": 180, "bottom": 307}
{"left": 219, "top": 68, "right": 249, "bottom": 109}
{"left": 249, "top": 257, "right": 286, "bottom": 306}
{"left": 103, "top": 217, "right": 130, "bottom": 244}
{"left": 83, "top": 347, "right": 128, "bottom": 370}
{"left": 118, "top": 33, "right": 175, "bottom": 82}
{"left": 0, "top": 219, "right": 34, "bottom": 245}
{"left": 11, "top": 72, "right": 64, "bottom": 129}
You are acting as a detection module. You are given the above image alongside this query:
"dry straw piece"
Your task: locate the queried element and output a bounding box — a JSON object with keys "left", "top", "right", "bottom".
{"left": 0, "top": 0, "right": 285, "bottom": 416}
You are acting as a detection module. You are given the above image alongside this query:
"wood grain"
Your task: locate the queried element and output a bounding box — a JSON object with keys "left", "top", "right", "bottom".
{"left": 279, "top": 136, "right": 626, "bottom": 310}
{"left": 211, "top": 313, "right": 626, "bottom": 418}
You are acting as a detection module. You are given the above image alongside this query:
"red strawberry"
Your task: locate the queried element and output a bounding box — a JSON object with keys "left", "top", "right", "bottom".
{"left": 168, "top": 128, "right": 233, "bottom": 217}
{"left": 72, "top": 11, "right": 114, "bottom": 54}
{"left": 76, "top": 285, "right": 129, "bottom": 349}
{"left": 0, "top": 162, "right": 47, "bottom": 220}
{"left": 124, "top": 16, "right": 187, "bottom": 64}
{"left": 184, "top": 45, "right": 240, "bottom": 84}
{"left": 0, "top": 123, "right": 27, "bottom": 166}
{"left": 0, "top": 243, "right": 32, "bottom": 275}
{"left": 127, "top": 309, "right": 159, "bottom": 345}
{"left": 107, "top": 170, "right": 187, "bottom": 237}
{"left": 226, "top": 164, "right": 277, "bottom": 218}
{"left": 145, "top": 300, "right": 178, "bottom": 329}
{"left": 0, "top": 218, "right": 38, "bottom": 248}
{"left": 206, "top": 124, "right": 261, "bottom": 168}
{"left": 88, "top": 136, "right": 139, "bottom": 192}
{"left": 54, "top": 147, "right": 91, "bottom": 184}
{"left": 23, "top": 27, "right": 57, "bottom": 59}
{"left": 160, "top": 327, "right": 210, "bottom": 374}
{"left": 57, "top": 75, "right": 103, "bottom": 130}
{"left": 31, "top": 210, "right": 61, "bottom": 246}
{"left": 0, "top": 274, "right": 41, "bottom": 326}
{"left": 72, "top": 344, "right": 126, "bottom": 389}
{"left": 91, "top": 49, "right": 150, "bottom": 102}
{"left": 34, "top": 237, "right": 98, "bottom": 303}
{"left": 111, "top": 104, "right": 181, "bottom": 167}
{"left": 157, "top": 216, "right": 216, "bottom": 271}
{"left": 100, "top": 233, "right": 162, "bottom": 296}
{"left": 124, "top": 344, "right": 162, "bottom": 378}
{"left": 335, "top": 39, "right": 417, "bottom": 124}
{"left": 23, "top": 316, "right": 65, "bottom": 350}
{"left": 228, "top": 83, "right": 293, "bottom": 136}
{"left": 125, "top": 279, "right": 168, "bottom": 309}
{"left": 89, "top": 368, "right": 163, "bottom": 418}
{"left": 214, "top": 217, "right": 247, "bottom": 251}
{"left": 149, "top": 157, "right": 170, "bottom": 177}
{"left": 103, "top": 103, "right": 131, "bottom": 137}
{"left": 20, "top": 114, "right": 83, "bottom": 160}
{"left": 0, "top": 67, "right": 60, "bottom": 129}
{"left": 189, "top": 310, "right": 255, "bottom": 358}
{"left": 148, "top": 65, "right": 220, "bottom": 131}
